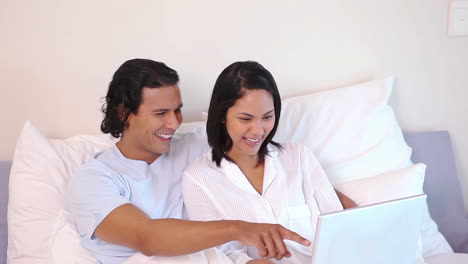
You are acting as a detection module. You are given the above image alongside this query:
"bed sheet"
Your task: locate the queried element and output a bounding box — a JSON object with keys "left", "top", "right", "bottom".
{"left": 425, "top": 253, "right": 468, "bottom": 264}
{"left": 122, "top": 248, "right": 232, "bottom": 264}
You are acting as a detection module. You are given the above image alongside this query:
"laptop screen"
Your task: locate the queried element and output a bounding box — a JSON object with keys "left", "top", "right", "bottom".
{"left": 311, "top": 194, "right": 426, "bottom": 264}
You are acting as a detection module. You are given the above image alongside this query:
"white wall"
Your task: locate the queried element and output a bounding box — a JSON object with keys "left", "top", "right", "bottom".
{"left": 1, "top": 0, "right": 468, "bottom": 205}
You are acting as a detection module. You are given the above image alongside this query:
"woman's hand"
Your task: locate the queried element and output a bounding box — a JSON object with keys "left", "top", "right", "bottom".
{"left": 247, "top": 259, "right": 275, "bottom": 264}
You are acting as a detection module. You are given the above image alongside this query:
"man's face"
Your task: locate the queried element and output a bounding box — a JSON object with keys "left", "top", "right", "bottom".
{"left": 118, "top": 85, "right": 183, "bottom": 164}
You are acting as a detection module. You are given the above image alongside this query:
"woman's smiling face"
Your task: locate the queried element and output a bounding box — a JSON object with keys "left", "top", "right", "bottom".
{"left": 225, "top": 89, "right": 275, "bottom": 162}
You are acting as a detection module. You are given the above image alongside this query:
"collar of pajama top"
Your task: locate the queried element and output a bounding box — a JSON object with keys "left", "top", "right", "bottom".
{"left": 190, "top": 143, "right": 329, "bottom": 243}
{"left": 218, "top": 145, "right": 280, "bottom": 197}
{"left": 99, "top": 145, "right": 185, "bottom": 220}
{"left": 107, "top": 144, "right": 167, "bottom": 181}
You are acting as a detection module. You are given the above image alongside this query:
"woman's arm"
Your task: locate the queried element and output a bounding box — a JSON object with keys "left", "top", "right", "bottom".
{"left": 334, "top": 189, "right": 358, "bottom": 209}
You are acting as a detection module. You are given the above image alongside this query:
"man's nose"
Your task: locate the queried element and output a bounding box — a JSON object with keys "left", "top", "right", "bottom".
{"left": 166, "top": 112, "right": 181, "bottom": 130}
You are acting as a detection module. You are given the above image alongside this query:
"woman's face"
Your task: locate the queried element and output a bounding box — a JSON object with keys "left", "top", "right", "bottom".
{"left": 225, "top": 89, "right": 275, "bottom": 161}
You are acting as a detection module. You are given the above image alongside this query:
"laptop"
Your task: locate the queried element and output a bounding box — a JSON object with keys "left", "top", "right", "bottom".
{"left": 310, "top": 194, "right": 426, "bottom": 264}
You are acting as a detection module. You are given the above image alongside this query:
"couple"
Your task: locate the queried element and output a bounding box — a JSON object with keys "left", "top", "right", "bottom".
{"left": 66, "top": 59, "right": 355, "bottom": 264}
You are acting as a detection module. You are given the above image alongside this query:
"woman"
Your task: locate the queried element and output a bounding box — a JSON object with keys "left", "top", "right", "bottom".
{"left": 182, "top": 61, "right": 344, "bottom": 264}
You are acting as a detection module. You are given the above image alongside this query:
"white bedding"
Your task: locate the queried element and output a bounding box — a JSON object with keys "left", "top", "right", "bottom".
{"left": 121, "top": 251, "right": 468, "bottom": 264}
{"left": 64, "top": 251, "right": 468, "bottom": 264}
{"left": 425, "top": 253, "right": 468, "bottom": 264}
{"left": 122, "top": 248, "right": 233, "bottom": 264}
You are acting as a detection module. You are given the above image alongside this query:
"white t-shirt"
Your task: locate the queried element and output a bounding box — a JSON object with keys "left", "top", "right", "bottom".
{"left": 182, "top": 142, "right": 343, "bottom": 264}
{"left": 66, "top": 133, "right": 210, "bottom": 264}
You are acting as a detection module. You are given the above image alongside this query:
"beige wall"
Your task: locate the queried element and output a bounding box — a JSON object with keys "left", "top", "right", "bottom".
{"left": 1, "top": 0, "right": 468, "bottom": 205}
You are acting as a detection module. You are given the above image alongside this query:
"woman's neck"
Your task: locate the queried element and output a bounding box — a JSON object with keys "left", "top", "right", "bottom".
{"left": 227, "top": 151, "right": 265, "bottom": 195}
{"left": 227, "top": 147, "right": 260, "bottom": 166}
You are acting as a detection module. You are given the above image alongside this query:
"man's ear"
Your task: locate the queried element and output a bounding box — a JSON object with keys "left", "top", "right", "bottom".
{"left": 117, "top": 104, "right": 132, "bottom": 130}
{"left": 117, "top": 104, "right": 127, "bottom": 122}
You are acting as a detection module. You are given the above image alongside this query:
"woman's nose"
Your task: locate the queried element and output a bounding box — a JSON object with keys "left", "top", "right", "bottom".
{"left": 249, "top": 121, "right": 263, "bottom": 135}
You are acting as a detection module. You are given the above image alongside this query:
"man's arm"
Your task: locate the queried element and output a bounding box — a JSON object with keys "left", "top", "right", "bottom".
{"left": 94, "top": 203, "right": 310, "bottom": 259}
{"left": 334, "top": 189, "right": 358, "bottom": 209}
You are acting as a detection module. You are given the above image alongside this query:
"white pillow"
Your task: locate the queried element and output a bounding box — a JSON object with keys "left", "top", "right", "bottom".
{"left": 51, "top": 210, "right": 96, "bottom": 264}
{"left": 7, "top": 121, "right": 115, "bottom": 264}
{"left": 334, "top": 164, "right": 453, "bottom": 261}
{"left": 274, "top": 77, "right": 452, "bottom": 258}
{"left": 275, "top": 77, "right": 412, "bottom": 184}
{"left": 334, "top": 163, "right": 426, "bottom": 206}
{"left": 334, "top": 164, "right": 427, "bottom": 262}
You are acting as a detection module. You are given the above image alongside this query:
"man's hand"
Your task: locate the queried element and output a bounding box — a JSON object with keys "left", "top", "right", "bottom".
{"left": 247, "top": 259, "right": 275, "bottom": 264}
{"left": 231, "top": 221, "right": 310, "bottom": 260}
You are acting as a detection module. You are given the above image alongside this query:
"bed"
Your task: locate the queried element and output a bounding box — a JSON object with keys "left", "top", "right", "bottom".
{"left": 1, "top": 130, "right": 467, "bottom": 263}
{"left": 1, "top": 77, "right": 468, "bottom": 263}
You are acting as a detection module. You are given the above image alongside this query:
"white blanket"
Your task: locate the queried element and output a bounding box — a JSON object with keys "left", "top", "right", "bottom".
{"left": 424, "top": 253, "right": 468, "bottom": 264}
{"left": 122, "top": 248, "right": 234, "bottom": 264}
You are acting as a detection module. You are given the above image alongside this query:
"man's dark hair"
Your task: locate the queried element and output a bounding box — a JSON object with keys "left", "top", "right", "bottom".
{"left": 207, "top": 61, "right": 282, "bottom": 167}
{"left": 100, "top": 59, "right": 179, "bottom": 138}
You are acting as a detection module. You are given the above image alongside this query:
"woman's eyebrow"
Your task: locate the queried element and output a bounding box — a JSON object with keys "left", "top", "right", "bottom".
{"left": 236, "top": 109, "right": 274, "bottom": 116}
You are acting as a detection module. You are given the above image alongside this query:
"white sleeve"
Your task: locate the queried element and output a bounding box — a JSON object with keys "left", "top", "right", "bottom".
{"left": 217, "top": 242, "right": 254, "bottom": 264}
{"left": 182, "top": 170, "right": 253, "bottom": 264}
{"left": 300, "top": 145, "right": 343, "bottom": 213}
{"left": 66, "top": 166, "right": 130, "bottom": 239}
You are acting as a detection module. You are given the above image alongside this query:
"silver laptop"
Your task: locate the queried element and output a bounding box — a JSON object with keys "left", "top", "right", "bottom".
{"left": 311, "top": 194, "right": 426, "bottom": 264}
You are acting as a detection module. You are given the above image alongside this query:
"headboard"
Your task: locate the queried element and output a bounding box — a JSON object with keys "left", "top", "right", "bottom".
{"left": 0, "top": 161, "right": 10, "bottom": 264}
{"left": 404, "top": 131, "right": 468, "bottom": 253}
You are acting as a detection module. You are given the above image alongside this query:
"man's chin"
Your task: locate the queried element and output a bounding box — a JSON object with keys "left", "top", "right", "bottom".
{"left": 153, "top": 147, "right": 171, "bottom": 155}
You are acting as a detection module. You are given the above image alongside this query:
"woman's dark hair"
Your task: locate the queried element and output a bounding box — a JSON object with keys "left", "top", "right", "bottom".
{"left": 100, "top": 59, "right": 179, "bottom": 138}
{"left": 207, "top": 61, "right": 282, "bottom": 167}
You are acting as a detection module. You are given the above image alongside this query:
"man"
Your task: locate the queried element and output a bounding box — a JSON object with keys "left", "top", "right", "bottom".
{"left": 66, "top": 59, "right": 311, "bottom": 264}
